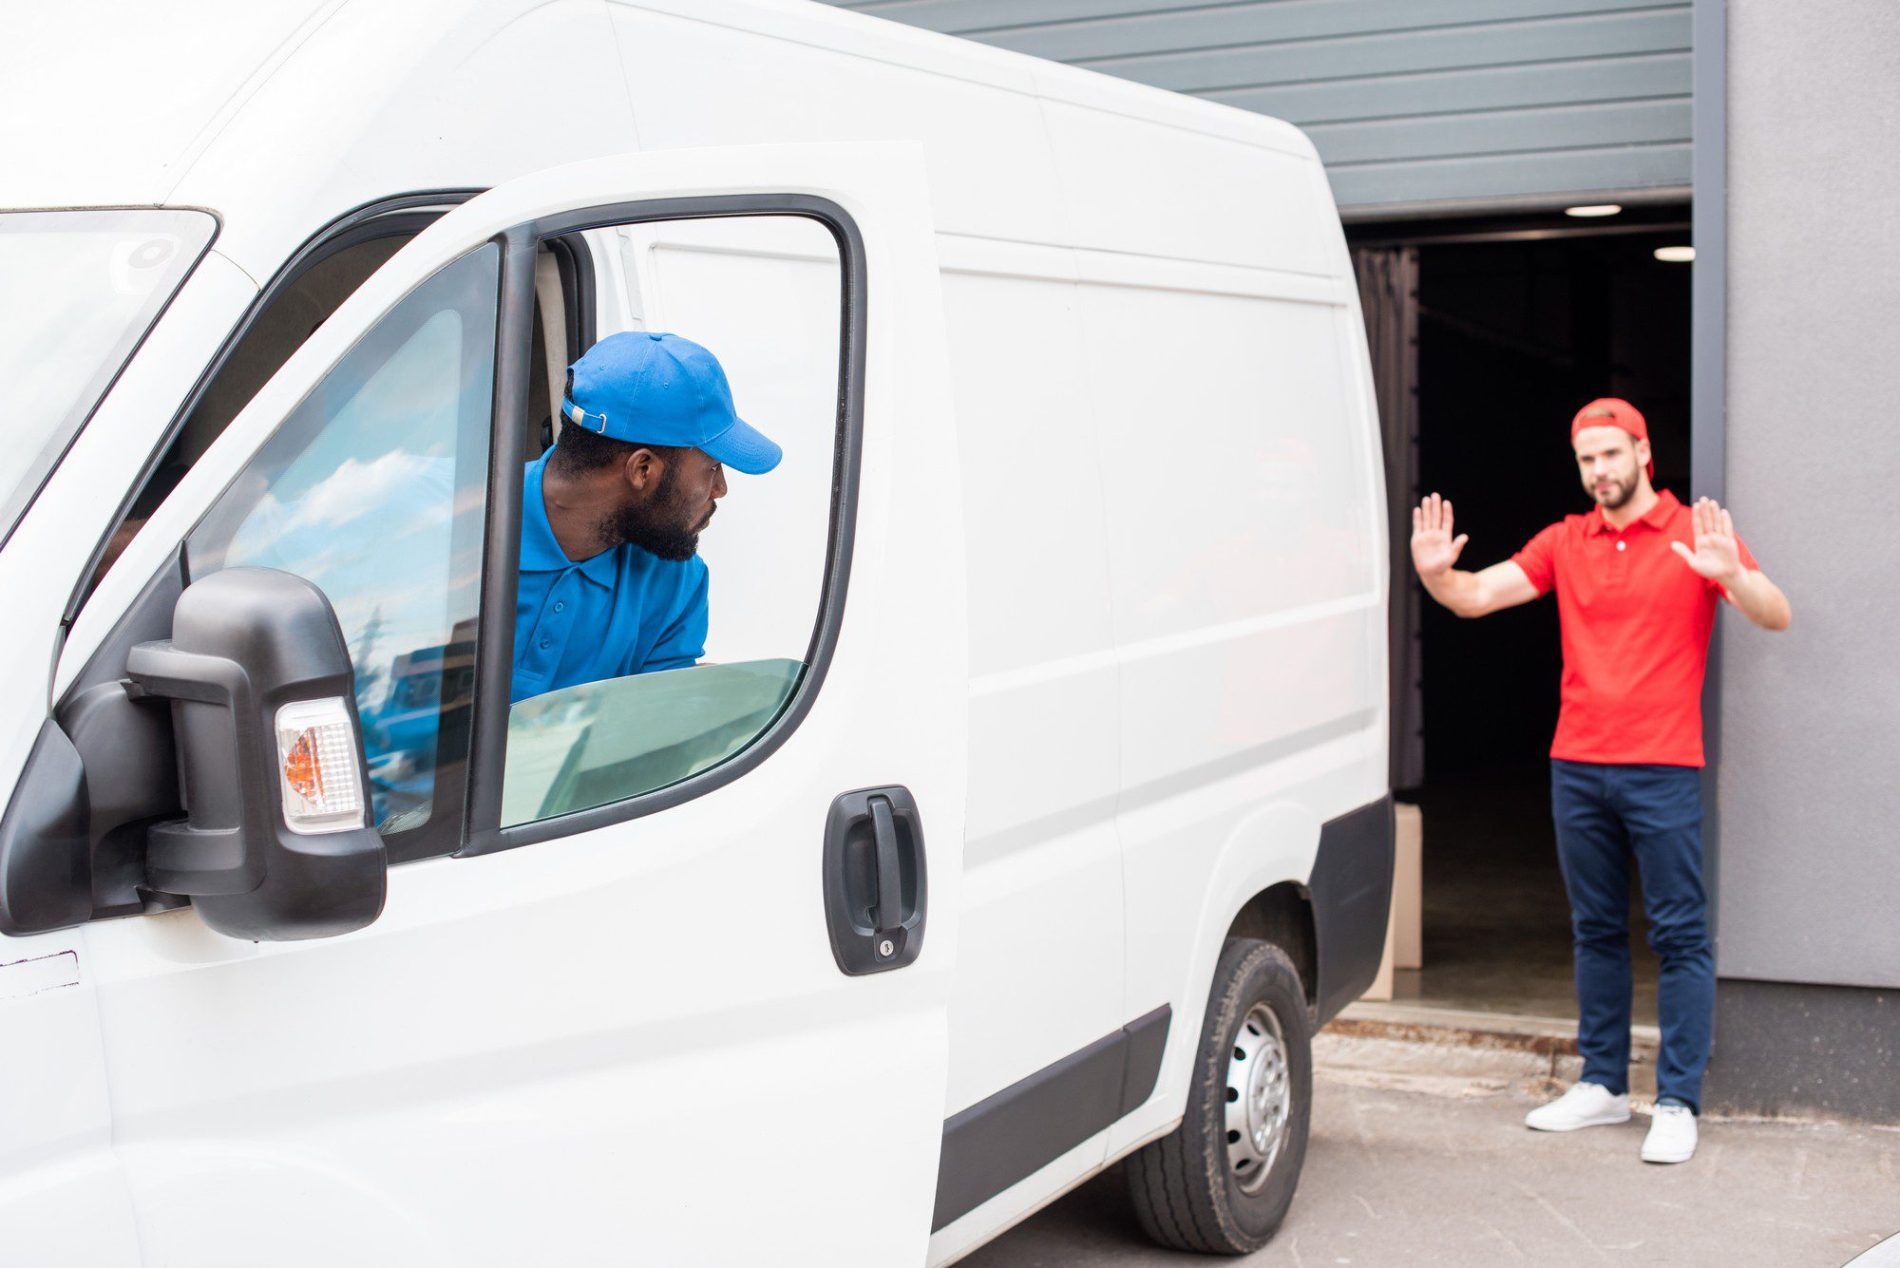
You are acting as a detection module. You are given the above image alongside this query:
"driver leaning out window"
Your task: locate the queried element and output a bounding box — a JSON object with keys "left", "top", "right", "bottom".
{"left": 511, "top": 331, "right": 782, "bottom": 703}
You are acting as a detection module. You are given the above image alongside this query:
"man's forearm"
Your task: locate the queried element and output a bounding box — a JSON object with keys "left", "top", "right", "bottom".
{"left": 1723, "top": 568, "right": 1792, "bottom": 631}
{"left": 1419, "top": 567, "right": 1487, "bottom": 618}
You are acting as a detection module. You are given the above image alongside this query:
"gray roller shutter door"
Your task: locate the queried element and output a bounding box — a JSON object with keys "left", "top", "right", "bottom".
{"left": 822, "top": 0, "right": 1693, "bottom": 215}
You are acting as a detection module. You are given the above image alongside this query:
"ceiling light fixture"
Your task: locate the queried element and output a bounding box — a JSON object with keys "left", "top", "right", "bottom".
{"left": 1654, "top": 245, "right": 1696, "bottom": 263}
{"left": 1565, "top": 204, "right": 1624, "bottom": 218}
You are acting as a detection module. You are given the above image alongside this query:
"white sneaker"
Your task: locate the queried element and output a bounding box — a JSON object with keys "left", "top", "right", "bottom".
{"left": 1641, "top": 1103, "right": 1698, "bottom": 1163}
{"left": 1525, "top": 1081, "right": 1631, "bottom": 1131}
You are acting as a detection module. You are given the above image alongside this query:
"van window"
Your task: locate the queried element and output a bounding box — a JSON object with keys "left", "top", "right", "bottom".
{"left": 93, "top": 224, "right": 426, "bottom": 586}
{"left": 187, "top": 244, "right": 500, "bottom": 859}
{"left": 0, "top": 208, "right": 214, "bottom": 545}
{"left": 501, "top": 213, "right": 843, "bottom": 825}
{"left": 94, "top": 215, "right": 577, "bottom": 595}
{"left": 131, "top": 208, "right": 849, "bottom": 852}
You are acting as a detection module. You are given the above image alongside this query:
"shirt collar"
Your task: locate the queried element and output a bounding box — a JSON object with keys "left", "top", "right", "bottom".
{"left": 519, "top": 451, "right": 620, "bottom": 587}
{"left": 1640, "top": 488, "right": 1682, "bottom": 530}
{"left": 1586, "top": 488, "right": 1680, "bottom": 536}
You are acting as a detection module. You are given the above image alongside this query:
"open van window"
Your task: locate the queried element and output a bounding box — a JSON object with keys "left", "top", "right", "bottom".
{"left": 495, "top": 213, "right": 843, "bottom": 830}
{"left": 0, "top": 208, "right": 213, "bottom": 547}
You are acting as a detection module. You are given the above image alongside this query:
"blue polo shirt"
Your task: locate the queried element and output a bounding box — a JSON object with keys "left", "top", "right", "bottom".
{"left": 511, "top": 451, "right": 709, "bottom": 704}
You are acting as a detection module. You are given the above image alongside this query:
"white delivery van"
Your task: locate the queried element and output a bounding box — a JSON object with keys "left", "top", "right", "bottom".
{"left": 0, "top": 1, "right": 1391, "bottom": 1263}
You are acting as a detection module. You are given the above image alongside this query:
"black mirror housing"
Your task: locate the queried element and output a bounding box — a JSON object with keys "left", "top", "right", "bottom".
{"left": 128, "top": 567, "right": 386, "bottom": 940}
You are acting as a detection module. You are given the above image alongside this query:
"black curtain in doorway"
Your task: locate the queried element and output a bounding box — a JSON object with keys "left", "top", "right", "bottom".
{"left": 1353, "top": 246, "right": 1424, "bottom": 792}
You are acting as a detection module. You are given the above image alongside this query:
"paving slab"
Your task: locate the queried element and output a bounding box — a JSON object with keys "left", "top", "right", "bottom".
{"left": 962, "top": 1047, "right": 1900, "bottom": 1267}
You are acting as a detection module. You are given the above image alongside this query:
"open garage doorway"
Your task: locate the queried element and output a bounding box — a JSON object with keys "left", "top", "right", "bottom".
{"left": 1352, "top": 205, "right": 1694, "bottom": 1024}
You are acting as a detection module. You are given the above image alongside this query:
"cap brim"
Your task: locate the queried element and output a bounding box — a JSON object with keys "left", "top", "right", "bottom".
{"left": 702, "top": 416, "right": 782, "bottom": 475}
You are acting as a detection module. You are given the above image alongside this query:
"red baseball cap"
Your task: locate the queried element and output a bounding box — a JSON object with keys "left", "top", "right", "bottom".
{"left": 1571, "top": 397, "right": 1654, "bottom": 480}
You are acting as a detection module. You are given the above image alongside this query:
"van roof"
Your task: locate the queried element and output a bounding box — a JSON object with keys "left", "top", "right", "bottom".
{"left": 0, "top": 0, "right": 339, "bottom": 208}
{"left": 4, "top": 0, "right": 1316, "bottom": 275}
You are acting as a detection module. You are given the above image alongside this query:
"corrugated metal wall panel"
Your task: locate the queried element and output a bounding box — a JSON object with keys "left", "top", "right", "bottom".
{"left": 820, "top": 0, "right": 1694, "bottom": 213}
{"left": 1214, "top": 53, "right": 1687, "bottom": 124}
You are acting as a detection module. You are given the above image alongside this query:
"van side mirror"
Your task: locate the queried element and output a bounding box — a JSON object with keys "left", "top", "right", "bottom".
{"left": 124, "top": 568, "right": 387, "bottom": 940}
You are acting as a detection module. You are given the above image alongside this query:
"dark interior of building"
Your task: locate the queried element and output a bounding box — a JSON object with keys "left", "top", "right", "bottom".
{"left": 1355, "top": 207, "right": 1695, "bottom": 1021}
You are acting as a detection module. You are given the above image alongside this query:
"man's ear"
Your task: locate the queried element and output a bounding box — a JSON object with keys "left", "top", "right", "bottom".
{"left": 621, "top": 445, "right": 665, "bottom": 497}
{"left": 1634, "top": 436, "right": 1653, "bottom": 469}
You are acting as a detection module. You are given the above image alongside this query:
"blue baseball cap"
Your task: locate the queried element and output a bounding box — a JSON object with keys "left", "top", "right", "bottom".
{"left": 562, "top": 331, "right": 782, "bottom": 475}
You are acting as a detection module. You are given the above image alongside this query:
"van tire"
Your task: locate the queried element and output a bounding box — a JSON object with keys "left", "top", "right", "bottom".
{"left": 1125, "top": 937, "right": 1311, "bottom": 1255}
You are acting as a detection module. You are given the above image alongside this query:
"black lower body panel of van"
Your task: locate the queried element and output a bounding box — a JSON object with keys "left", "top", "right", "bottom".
{"left": 1309, "top": 794, "right": 1395, "bottom": 1025}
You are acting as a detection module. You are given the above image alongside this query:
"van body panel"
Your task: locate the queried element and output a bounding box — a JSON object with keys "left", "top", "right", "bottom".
{"left": 609, "top": 2, "right": 1069, "bottom": 247}
{"left": 115, "top": 1135, "right": 448, "bottom": 1266}
{"left": 0, "top": 1148, "right": 141, "bottom": 1268}
{"left": 1075, "top": 200, "right": 1387, "bottom": 1170}
{"left": 1024, "top": 55, "right": 1317, "bottom": 158}
{"left": 934, "top": 259, "right": 1125, "bottom": 1120}
{"left": 162, "top": 0, "right": 638, "bottom": 291}
{"left": 0, "top": 930, "right": 139, "bottom": 1267}
{"left": 1037, "top": 96, "right": 1336, "bottom": 274}
{"left": 0, "top": 0, "right": 336, "bottom": 207}
{"left": 1107, "top": 748, "right": 1384, "bottom": 1159}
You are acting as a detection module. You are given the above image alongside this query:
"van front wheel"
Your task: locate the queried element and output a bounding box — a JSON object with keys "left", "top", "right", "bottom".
{"left": 1125, "top": 937, "right": 1312, "bottom": 1254}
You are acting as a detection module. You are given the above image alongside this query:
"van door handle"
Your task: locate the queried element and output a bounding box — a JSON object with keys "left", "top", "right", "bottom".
{"left": 822, "top": 785, "right": 927, "bottom": 976}
{"left": 869, "top": 796, "right": 903, "bottom": 933}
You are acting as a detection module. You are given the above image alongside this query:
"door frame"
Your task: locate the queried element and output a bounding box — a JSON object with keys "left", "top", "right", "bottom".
{"left": 1345, "top": 206, "right": 1713, "bottom": 1012}
{"left": 462, "top": 194, "right": 870, "bottom": 855}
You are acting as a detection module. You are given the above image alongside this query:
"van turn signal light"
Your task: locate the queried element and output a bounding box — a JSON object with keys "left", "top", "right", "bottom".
{"left": 273, "top": 698, "right": 367, "bottom": 835}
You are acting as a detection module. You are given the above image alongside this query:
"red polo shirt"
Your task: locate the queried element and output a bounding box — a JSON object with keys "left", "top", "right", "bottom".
{"left": 1511, "top": 490, "right": 1758, "bottom": 768}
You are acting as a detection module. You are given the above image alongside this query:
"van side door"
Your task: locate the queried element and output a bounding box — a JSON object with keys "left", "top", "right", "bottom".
{"left": 49, "top": 143, "right": 965, "bottom": 1267}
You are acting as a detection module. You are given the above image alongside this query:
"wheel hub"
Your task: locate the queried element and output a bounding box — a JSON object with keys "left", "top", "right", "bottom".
{"left": 1224, "top": 1002, "right": 1289, "bottom": 1194}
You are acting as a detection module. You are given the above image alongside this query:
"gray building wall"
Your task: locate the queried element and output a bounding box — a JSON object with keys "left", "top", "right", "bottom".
{"left": 820, "top": 0, "right": 1694, "bottom": 214}
{"left": 1717, "top": 0, "right": 1900, "bottom": 990}
{"left": 1707, "top": 0, "right": 1900, "bottom": 1121}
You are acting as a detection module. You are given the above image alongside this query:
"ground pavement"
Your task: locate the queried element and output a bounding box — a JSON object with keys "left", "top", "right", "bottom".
{"left": 963, "top": 1028, "right": 1900, "bottom": 1268}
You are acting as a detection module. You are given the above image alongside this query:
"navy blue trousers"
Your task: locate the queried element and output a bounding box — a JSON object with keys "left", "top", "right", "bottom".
{"left": 1550, "top": 759, "right": 1714, "bottom": 1113}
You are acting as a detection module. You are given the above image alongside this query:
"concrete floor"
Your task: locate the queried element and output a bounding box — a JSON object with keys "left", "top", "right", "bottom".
{"left": 963, "top": 1050, "right": 1900, "bottom": 1267}
{"left": 1398, "top": 773, "right": 1661, "bottom": 1023}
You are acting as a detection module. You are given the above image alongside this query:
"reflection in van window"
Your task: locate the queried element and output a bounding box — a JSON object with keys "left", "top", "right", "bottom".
{"left": 187, "top": 245, "right": 498, "bottom": 840}
{"left": 94, "top": 230, "right": 419, "bottom": 588}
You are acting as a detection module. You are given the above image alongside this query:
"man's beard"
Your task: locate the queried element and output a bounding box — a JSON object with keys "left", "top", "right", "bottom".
{"left": 602, "top": 468, "right": 701, "bottom": 561}
{"left": 1593, "top": 469, "right": 1639, "bottom": 510}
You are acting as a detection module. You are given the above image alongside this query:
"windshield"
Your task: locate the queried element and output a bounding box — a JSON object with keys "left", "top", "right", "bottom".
{"left": 0, "top": 208, "right": 216, "bottom": 544}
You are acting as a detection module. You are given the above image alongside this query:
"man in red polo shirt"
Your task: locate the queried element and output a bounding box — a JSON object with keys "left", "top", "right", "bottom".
{"left": 1409, "top": 398, "right": 1790, "bottom": 1164}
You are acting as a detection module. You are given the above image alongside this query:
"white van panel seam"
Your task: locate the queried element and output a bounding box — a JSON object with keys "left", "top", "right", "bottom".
{"left": 971, "top": 592, "right": 1379, "bottom": 698}
{"left": 1118, "top": 710, "right": 1379, "bottom": 819}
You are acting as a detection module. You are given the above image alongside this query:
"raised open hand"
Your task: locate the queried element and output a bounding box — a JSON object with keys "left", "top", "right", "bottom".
{"left": 1670, "top": 497, "right": 1745, "bottom": 584}
{"left": 1410, "top": 492, "right": 1469, "bottom": 579}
